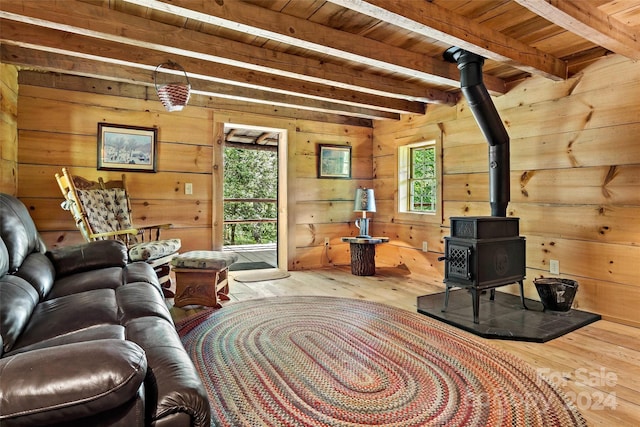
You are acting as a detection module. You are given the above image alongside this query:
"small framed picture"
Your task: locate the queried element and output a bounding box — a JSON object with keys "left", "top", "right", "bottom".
{"left": 97, "top": 123, "right": 158, "bottom": 172}
{"left": 318, "top": 144, "right": 351, "bottom": 179}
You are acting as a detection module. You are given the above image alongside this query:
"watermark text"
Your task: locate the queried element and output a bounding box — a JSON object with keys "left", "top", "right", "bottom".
{"left": 536, "top": 367, "right": 618, "bottom": 411}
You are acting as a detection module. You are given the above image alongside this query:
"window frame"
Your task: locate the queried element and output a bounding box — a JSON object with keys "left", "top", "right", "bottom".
{"left": 408, "top": 145, "right": 437, "bottom": 213}
{"left": 397, "top": 138, "right": 441, "bottom": 222}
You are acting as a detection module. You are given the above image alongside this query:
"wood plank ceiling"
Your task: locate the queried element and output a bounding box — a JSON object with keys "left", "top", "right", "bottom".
{"left": 2, "top": 0, "right": 640, "bottom": 132}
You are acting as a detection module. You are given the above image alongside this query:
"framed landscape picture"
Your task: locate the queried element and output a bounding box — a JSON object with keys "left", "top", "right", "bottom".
{"left": 97, "top": 123, "right": 158, "bottom": 172}
{"left": 318, "top": 144, "right": 351, "bottom": 179}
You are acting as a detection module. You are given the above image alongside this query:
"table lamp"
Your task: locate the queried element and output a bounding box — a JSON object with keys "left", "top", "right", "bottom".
{"left": 354, "top": 188, "right": 376, "bottom": 238}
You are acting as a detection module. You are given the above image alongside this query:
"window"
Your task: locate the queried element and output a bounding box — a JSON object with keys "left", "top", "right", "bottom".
{"left": 398, "top": 141, "right": 437, "bottom": 214}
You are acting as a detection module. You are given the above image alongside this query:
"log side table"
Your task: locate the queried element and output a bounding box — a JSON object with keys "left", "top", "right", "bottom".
{"left": 341, "top": 237, "right": 389, "bottom": 276}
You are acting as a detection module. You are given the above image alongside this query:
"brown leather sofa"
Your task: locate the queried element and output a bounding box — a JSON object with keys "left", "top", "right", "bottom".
{"left": 0, "top": 193, "right": 210, "bottom": 427}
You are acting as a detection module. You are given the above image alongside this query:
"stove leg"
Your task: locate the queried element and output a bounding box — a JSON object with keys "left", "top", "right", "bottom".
{"left": 471, "top": 288, "right": 480, "bottom": 324}
{"left": 489, "top": 289, "right": 496, "bottom": 301}
{"left": 518, "top": 280, "right": 528, "bottom": 310}
{"left": 441, "top": 285, "right": 451, "bottom": 312}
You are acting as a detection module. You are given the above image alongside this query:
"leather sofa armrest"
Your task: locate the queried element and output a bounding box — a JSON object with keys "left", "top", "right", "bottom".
{"left": 46, "top": 240, "right": 128, "bottom": 278}
{"left": 0, "top": 339, "right": 147, "bottom": 426}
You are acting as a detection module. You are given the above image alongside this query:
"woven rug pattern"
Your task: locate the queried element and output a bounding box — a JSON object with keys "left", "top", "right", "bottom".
{"left": 179, "top": 296, "right": 586, "bottom": 427}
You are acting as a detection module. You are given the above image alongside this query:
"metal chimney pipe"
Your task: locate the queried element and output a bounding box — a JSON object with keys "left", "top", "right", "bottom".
{"left": 444, "top": 47, "right": 510, "bottom": 217}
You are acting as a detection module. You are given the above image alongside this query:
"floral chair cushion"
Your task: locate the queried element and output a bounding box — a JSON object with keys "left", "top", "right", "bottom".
{"left": 129, "top": 238, "right": 182, "bottom": 262}
{"left": 72, "top": 188, "right": 181, "bottom": 262}
{"left": 75, "top": 188, "right": 138, "bottom": 241}
{"left": 75, "top": 189, "right": 120, "bottom": 235}
{"left": 104, "top": 188, "right": 135, "bottom": 231}
{"left": 171, "top": 251, "right": 239, "bottom": 270}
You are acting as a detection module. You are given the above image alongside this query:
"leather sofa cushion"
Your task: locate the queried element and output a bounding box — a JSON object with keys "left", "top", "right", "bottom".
{"left": 0, "top": 274, "right": 39, "bottom": 354}
{"left": 46, "top": 239, "right": 128, "bottom": 279}
{"left": 0, "top": 237, "right": 8, "bottom": 277}
{"left": 0, "top": 339, "right": 147, "bottom": 426}
{"left": 47, "top": 262, "right": 163, "bottom": 301}
{"left": 11, "top": 289, "right": 118, "bottom": 351}
{"left": 116, "top": 282, "right": 173, "bottom": 325}
{"left": 13, "top": 252, "right": 55, "bottom": 299}
{"left": 46, "top": 267, "right": 125, "bottom": 300}
{"left": 4, "top": 324, "right": 125, "bottom": 358}
{"left": 0, "top": 194, "right": 43, "bottom": 272}
{"left": 126, "top": 318, "right": 210, "bottom": 427}
{"left": 122, "top": 262, "right": 161, "bottom": 290}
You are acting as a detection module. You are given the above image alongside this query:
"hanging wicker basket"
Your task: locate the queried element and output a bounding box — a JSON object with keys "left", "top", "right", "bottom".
{"left": 154, "top": 61, "right": 191, "bottom": 112}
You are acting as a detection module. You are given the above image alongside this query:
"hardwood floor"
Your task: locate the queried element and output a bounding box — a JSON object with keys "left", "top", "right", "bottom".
{"left": 171, "top": 265, "right": 640, "bottom": 426}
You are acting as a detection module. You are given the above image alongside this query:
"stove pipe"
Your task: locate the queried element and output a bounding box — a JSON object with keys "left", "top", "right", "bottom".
{"left": 444, "top": 47, "right": 510, "bottom": 217}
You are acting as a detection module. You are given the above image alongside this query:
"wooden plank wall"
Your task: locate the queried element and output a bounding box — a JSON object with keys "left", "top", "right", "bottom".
{"left": 9, "top": 54, "right": 640, "bottom": 326}
{"left": 11, "top": 78, "right": 373, "bottom": 271}
{"left": 374, "top": 54, "right": 640, "bottom": 327}
{"left": 292, "top": 121, "right": 374, "bottom": 269}
{"left": 16, "top": 84, "right": 215, "bottom": 252}
{"left": 0, "top": 64, "right": 18, "bottom": 195}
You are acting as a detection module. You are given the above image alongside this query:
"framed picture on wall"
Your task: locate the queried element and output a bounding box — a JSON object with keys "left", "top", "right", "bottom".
{"left": 318, "top": 144, "right": 351, "bottom": 179}
{"left": 97, "top": 122, "right": 158, "bottom": 172}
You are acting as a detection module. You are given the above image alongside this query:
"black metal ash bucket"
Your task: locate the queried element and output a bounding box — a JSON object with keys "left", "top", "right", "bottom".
{"left": 534, "top": 278, "right": 579, "bottom": 312}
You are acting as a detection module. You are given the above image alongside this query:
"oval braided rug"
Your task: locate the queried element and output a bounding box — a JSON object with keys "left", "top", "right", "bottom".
{"left": 178, "top": 296, "right": 586, "bottom": 427}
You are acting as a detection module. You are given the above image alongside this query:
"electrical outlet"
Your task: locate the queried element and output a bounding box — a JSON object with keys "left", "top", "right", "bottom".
{"left": 324, "top": 237, "right": 330, "bottom": 246}
{"left": 550, "top": 259, "right": 560, "bottom": 275}
{"left": 185, "top": 183, "right": 193, "bottom": 195}
{"left": 422, "top": 241, "right": 428, "bottom": 252}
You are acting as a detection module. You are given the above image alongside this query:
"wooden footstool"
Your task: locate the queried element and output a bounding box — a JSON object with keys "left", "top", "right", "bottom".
{"left": 171, "top": 251, "right": 239, "bottom": 308}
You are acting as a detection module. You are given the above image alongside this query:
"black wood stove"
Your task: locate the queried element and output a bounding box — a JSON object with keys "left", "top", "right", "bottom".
{"left": 439, "top": 217, "right": 527, "bottom": 324}
{"left": 432, "top": 47, "right": 529, "bottom": 324}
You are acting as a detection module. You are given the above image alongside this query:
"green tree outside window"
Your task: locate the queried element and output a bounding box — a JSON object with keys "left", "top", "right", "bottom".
{"left": 223, "top": 147, "right": 278, "bottom": 245}
{"left": 409, "top": 146, "right": 436, "bottom": 212}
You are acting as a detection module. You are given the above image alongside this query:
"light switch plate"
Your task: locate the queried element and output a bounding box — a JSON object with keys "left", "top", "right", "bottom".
{"left": 550, "top": 259, "right": 560, "bottom": 275}
{"left": 185, "top": 183, "right": 193, "bottom": 195}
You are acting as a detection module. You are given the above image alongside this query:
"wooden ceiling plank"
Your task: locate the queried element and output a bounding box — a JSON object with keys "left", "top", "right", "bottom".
{"left": 0, "top": 19, "right": 416, "bottom": 116}
{"left": 328, "top": 0, "right": 568, "bottom": 81}
{"left": 515, "top": 0, "right": 640, "bottom": 60}
{"left": 0, "top": 43, "right": 400, "bottom": 120}
{"left": 141, "top": 0, "right": 420, "bottom": 78}
{"left": 0, "top": 0, "right": 454, "bottom": 105}
{"left": 126, "top": 0, "right": 506, "bottom": 94}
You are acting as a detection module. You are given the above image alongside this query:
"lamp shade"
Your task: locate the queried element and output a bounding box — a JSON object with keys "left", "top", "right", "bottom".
{"left": 354, "top": 188, "right": 376, "bottom": 212}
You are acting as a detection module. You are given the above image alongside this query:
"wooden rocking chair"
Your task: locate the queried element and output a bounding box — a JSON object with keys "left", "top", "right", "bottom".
{"left": 55, "top": 167, "right": 181, "bottom": 297}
